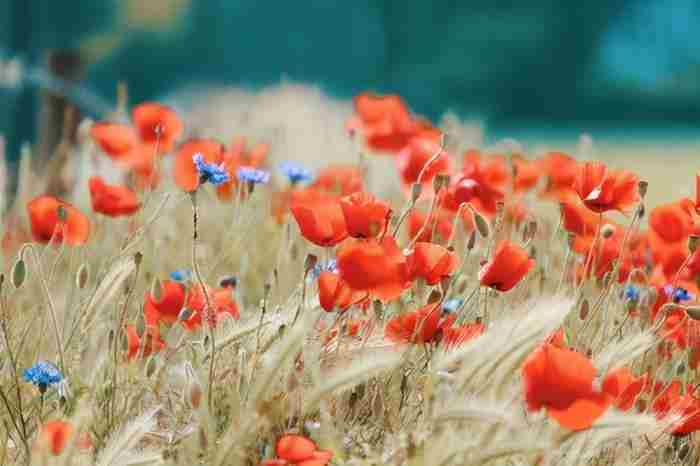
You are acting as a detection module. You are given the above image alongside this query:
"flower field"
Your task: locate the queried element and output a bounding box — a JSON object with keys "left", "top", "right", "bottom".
{"left": 1, "top": 89, "right": 700, "bottom": 465}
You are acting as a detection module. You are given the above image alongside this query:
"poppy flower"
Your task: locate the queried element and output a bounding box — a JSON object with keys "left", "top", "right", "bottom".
{"left": 37, "top": 420, "right": 91, "bottom": 455}
{"left": 181, "top": 285, "right": 241, "bottom": 330}
{"left": 323, "top": 319, "right": 367, "bottom": 345}
{"left": 574, "top": 161, "right": 640, "bottom": 213}
{"left": 540, "top": 151, "right": 578, "bottom": 199}
{"left": 131, "top": 102, "right": 183, "bottom": 152}
{"left": 339, "top": 191, "right": 391, "bottom": 238}
{"left": 27, "top": 195, "right": 90, "bottom": 246}
{"left": 651, "top": 380, "right": 683, "bottom": 419}
{"left": 602, "top": 367, "right": 646, "bottom": 411}
{"left": 337, "top": 236, "right": 409, "bottom": 302}
{"left": 173, "top": 139, "right": 225, "bottom": 192}
{"left": 310, "top": 165, "right": 363, "bottom": 197}
{"left": 406, "top": 208, "right": 456, "bottom": 244}
{"left": 266, "top": 434, "right": 333, "bottom": 466}
{"left": 649, "top": 201, "right": 694, "bottom": 245}
{"left": 290, "top": 189, "right": 348, "bottom": 247}
{"left": 573, "top": 224, "right": 625, "bottom": 281}
{"left": 89, "top": 122, "right": 139, "bottom": 161}
{"left": 512, "top": 154, "right": 541, "bottom": 192}
{"left": 559, "top": 193, "right": 602, "bottom": 238}
{"left": 385, "top": 302, "right": 448, "bottom": 344}
{"left": 442, "top": 322, "right": 485, "bottom": 348}
{"left": 348, "top": 92, "right": 417, "bottom": 153}
{"left": 125, "top": 325, "right": 166, "bottom": 361}
{"left": 216, "top": 137, "right": 269, "bottom": 200}
{"left": 407, "top": 242, "right": 459, "bottom": 286}
{"left": 447, "top": 150, "right": 508, "bottom": 216}
{"left": 143, "top": 281, "right": 187, "bottom": 326}
{"left": 522, "top": 343, "right": 612, "bottom": 431}
{"left": 479, "top": 240, "right": 535, "bottom": 292}
{"left": 88, "top": 176, "right": 140, "bottom": 217}
{"left": 396, "top": 136, "right": 452, "bottom": 188}
{"left": 318, "top": 271, "right": 368, "bottom": 312}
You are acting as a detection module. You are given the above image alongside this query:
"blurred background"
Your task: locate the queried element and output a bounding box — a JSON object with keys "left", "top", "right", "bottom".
{"left": 2, "top": 0, "right": 700, "bottom": 161}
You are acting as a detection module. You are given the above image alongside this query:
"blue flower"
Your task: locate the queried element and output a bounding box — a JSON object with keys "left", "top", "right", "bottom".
{"left": 170, "top": 268, "right": 192, "bottom": 283}
{"left": 23, "top": 361, "right": 63, "bottom": 391}
{"left": 442, "top": 298, "right": 463, "bottom": 314}
{"left": 237, "top": 166, "right": 270, "bottom": 184}
{"left": 623, "top": 285, "right": 640, "bottom": 302}
{"left": 279, "top": 161, "right": 313, "bottom": 184}
{"left": 665, "top": 285, "right": 693, "bottom": 303}
{"left": 310, "top": 260, "right": 338, "bottom": 279}
{"left": 193, "top": 153, "right": 230, "bottom": 186}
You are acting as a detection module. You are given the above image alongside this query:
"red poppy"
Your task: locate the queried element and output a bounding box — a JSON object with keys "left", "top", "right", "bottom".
{"left": 181, "top": 285, "right": 241, "bottom": 331}
{"left": 407, "top": 242, "right": 459, "bottom": 286}
{"left": 651, "top": 380, "right": 683, "bottom": 419}
{"left": 442, "top": 322, "right": 485, "bottom": 348}
{"left": 90, "top": 122, "right": 139, "bottom": 161}
{"left": 560, "top": 193, "right": 602, "bottom": 238}
{"left": 27, "top": 195, "right": 90, "bottom": 246}
{"left": 310, "top": 165, "right": 363, "bottom": 197}
{"left": 125, "top": 324, "right": 166, "bottom": 361}
{"left": 323, "top": 319, "right": 367, "bottom": 345}
{"left": 522, "top": 343, "right": 612, "bottom": 431}
{"left": 650, "top": 201, "right": 694, "bottom": 245}
{"left": 88, "top": 176, "right": 140, "bottom": 217}
{"left": 396, "top": 136, "right": 452, "bottom": 188}
{"left": 337, "top": 236, "right": 409, "bottom": 302}
{"left": 267, "top": 434, "right": 333, "bottom": 466}
{"left": 447, "top": 150, "right": 508, "bottom": 216}
{"left": 385, "top": 302, "right": 449, "bottom": 344}
{"left": 574, "top": 161, "right": 640, "bottom": 213}
{"left": 290, "top": 189, "right": 348, "bottom": 247}
{"left": 216, "top": 137, "right": 269, "bottom": 200}
{"left": 406, "top": 208, "right": 456, "bottom": 243}
{"left": 573, "top": 224, "right": 625, "bottom": 281}
{"left": 143, "top": 281, "right": 186, "bottom": 326}
{"left": 602, "top": 367, "right": 646, "bottom": 411}
{"left": 37, "top": 420, "right": 92, "bottom": 455}
{"left": 512, "top": 154, "right": 541, "bottom": 192}
{"left": 348, "top": 92, "right": 417, "bottom": 153}
{"left": 339, "top": 191, "right": 391, "bottom": 238}
{"left": 172, "top": 138, "right": 225, "bottom": 192}
{"left": 318, "top": 271, "right": 368, "bottom": 312}
{"left": 540, "top": 151, "right": 578, "bottom": 199}
{"left": 479, "top": 240, "right": 535, "bottom": 292}
{"left": 131, "top": 102, "right": 183, "bottom": 152}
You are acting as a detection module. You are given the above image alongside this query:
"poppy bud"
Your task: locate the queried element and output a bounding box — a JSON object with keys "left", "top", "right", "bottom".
{"left": 411, "top": 183, "right": 422, "bottom": 203}
{"left": 579, "top": 299, "right": 589, "bottom": 320}
{"left": 151, "top": 278, "right": 163, "bottom": 301}
{"left": 638, "top": 180, "right": 648, "bottom": 199}
{"left": 427, "top": 289, "right": 442, "bottom": 304}
{"left": 188, "top": 378, "right": 203, "bottom": 409}
{"left": 76, "top": 263, "right": 89, "bottom": 289}
{"left": 601, "top": 224, "right": 616, "bottom": 238}
{"left": 638, "top": 203, "right": 645, "bottom": 219}
{"left": 304, "top": 254, "right": 318, "bottom": 274}
{"left": 467, "top": 230, "right": 476, "bottom": 250}
{"left": 134, "top": 251, "right": 143, "bottom": 266}
{"left": 472, "top": 209, "right": 490, "bottom": 238}
{"left": 432, "top": 173, "right": 450, "bottom": 194}
{"left": 57, "top": 205, "right": 68, "bottom": 222}
{"left": 219, "top": 275, "right": 238, "bottom": 288}
{"left": 11, "top": 257, "right": 26, "bottom": 288}
{"left": 685, "top": 306, "right": 700, "bottom": 320}
{"left": 178, "top": 307, "right": 193, "bottom": 321}
{"left": 689, "top": 235, "right": 700, "bottom": 253}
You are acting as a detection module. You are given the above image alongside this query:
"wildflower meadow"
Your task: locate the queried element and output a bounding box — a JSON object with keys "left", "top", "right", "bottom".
{"left": 2, "top": 89, "right": 700, "bottom": 466}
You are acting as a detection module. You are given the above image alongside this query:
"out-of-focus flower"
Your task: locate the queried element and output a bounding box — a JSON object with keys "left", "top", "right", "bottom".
{"left": 88, "top": 176, "right": 140, "bottom": 217}
{"left": 125, "top": 325, "right": 166, "bottom": 361}
{"left": 279, "top": 161, "right": 313, "bottom": 185}
{"left": 170, "top": 269, "right": 192, "bottom": 283}
{"left": 173, "top": 139, "right": 225, "bottom": 192}
{"left": 479, "top": 240, "right": 535, "bottom": 292}
{"left": 27, "top": 195, "right": 90, "bottom": 246}
{"left": 407, "top": 242, "right": 459, "bottom": 286}
{"left": 237, "top": 166, "right": 270, "bottom": 184}
{"left": 37, "top": 420, "right": 92, "bottom": 455}
{"left": 347, "top": 92, "right": 418, "bottom": 153}
{"left": 261, "top": 434, "right": 332, "bottom": 466}
{"left": 23, "top": 361, "right": 62, "bottom": 392}
{"left": 195, "top": 153, "right": 230, "bottom": 186}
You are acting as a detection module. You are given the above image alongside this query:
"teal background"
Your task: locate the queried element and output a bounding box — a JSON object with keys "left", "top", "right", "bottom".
{"left": 2, "top": 0, "right": 700, "bottom": 157}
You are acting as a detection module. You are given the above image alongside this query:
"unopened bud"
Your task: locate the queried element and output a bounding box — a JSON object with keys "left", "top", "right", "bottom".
{"left": 57, "top": 205, "right": 68, "bottom": 222}
{"left": 219, "top": 275, "right": 238, "bottom": 288}
{"left": 638, "top": 180, "right": 648, "bottom": 199}
{"left": 178, "top": 307, "right": 193, "bottom": 321}
{"left": 411, "top": 183, "right": 422, "bottom": 203}
{"left": 304, "top": 254, "right": 318, "bottom": 274}
{"left": 433, "top": 173, "right": 450, "bottom": 193}
{"left": 579, "top": 299, "right": 590, "bottom": 320}
{"left": 471, "top": 209, "right": 490, "bottom": 238}
{"left": 689, "top": 235, "right": 700, "bottom": 253}
{"left": 467, "top": 230, "right": 477, "bottom": 250}
{"left": 188, "top": 379, "right": 203, "bottom": 409}
{"left": 11, "top": 258, "right": 26, "bottom": 288}
{"left": 427, "top": 289, "right": 442, "bottom": 304}
{"left": 76, "top": 263, "right": 89, "bottom": 289}
{"left": 601, "top": 224, "right": 616, "bottom": 239}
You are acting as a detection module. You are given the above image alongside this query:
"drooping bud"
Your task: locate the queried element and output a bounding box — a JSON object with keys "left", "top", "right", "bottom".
{"left": 76, "top": 263, "right": 89, "bottom": 289}
{"left": 11, "top": 258, "right": 26, "bottom": 288}
{"left": 411, "top": 183, "right": 422, "bottom": 203}
{"left": 638, "top": 180, "right": 648, "bottom": 199}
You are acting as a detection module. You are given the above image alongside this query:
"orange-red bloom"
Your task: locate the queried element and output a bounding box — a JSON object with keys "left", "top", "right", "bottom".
{"left": 27, "top": 195, "right": 90, "bottom": 246}
{"left": 522, "top": 343, "right": 612, "bottom": 431}
{"left": 448, "top": 150, "right": 508, "bottom": 216}
{"left": 37, "top": 420, "right": 92, "bottom": 455}
{"left": 385, "top": 302, "right": 449, "bottom": 344}
{"left": 348, "top": 92, "right": 418, "bottom": 153}
{"left": 290, "top": 189, "right": 348, "bottom": 247}
{"left": 181, "top": 285, "right": 241, "bottom": 331}
{"left": 125, "top": 325, "right": 166, "bottom": 361}
{"left": 540, "top": 151, "right": 578, "bottom": 199}
{"left": 88, "top": 176, "right": 140, "bottom": 217}
{"left": 406, "top": 208, "right": 456, "bottom": 243}
{"left": 407, "top": 242, "right": 459, "bottom": 286}
{"left": 173, "top": 138, "right": 225, "bottom": 192}
{"left": 337, "top": 236, "right": 409, "bottom": 302}
{"left": 396, "top": 136, "right": 452, "bottom": 188}
{"left": 479, "top": 240, "right": 535, "bottom": 292}
{"left": 144, "top": 280, "right": 186, "bottom": 326}
{"left": 310, "top": 165, "right": 363, "bottom": 197}
{"left": 442, "top": 322, "right": 485, "bottom": 348}
{"left": 602, "top": 367, "right": 647, "bottom": 411}
{"left": 131, "top": 102, "right": 183, "bottom": 152}
{"left": 574, "top": 161, "right": 640, "bottom": 213}
{"left": 512, "top": 154, "right": 541, "bottom": 192}
{"left": 262, "top": 434, "right": 333, "bottom": 466}
{"left": 318, "top": 271, "right": 368, "bottom": 312}
{"left": 339, "top": 191, "right": 391, "bottom": 238}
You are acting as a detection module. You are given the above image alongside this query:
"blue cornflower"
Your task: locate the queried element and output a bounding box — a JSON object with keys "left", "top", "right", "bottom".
{"left": 442, "top": 298, "right": 463, "bottom": 314}
{"left": 237, "top": 166, "right": 270, "bottom": 184}
{"left": 665, "top": 285, "right": 693, "bottom": 303}
{"left": 23, "top": 361, "right": 63, "bottom": 392}
{"left": 193, "top": 153, "right": 230, "bottom": 186}
{"left": 170, "top": 268, "right": 192, "bottom": 283}
{"left": 279, "top": 161, "right": 313, "bottom": 185}
{"left": 623, "top": 285, "right": 640, "bottom": 302}
{"left": 311, "top": 260, "right": 338, "bottom": 279}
